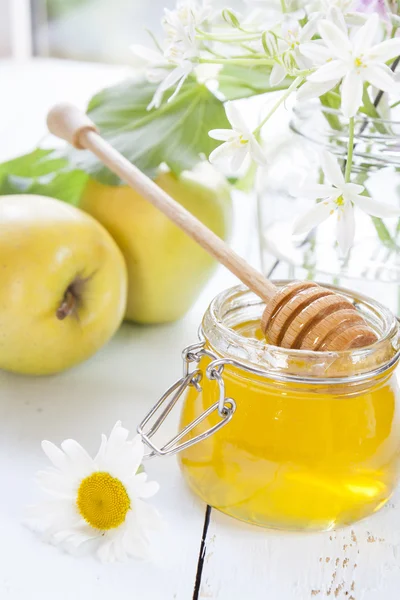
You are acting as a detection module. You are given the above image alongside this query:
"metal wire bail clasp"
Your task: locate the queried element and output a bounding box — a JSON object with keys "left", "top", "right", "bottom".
{"left": 137, "top": 342, "right": 236, "bottom": 458}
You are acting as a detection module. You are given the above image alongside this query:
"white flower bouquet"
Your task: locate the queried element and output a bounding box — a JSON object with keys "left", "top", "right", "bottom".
{"left": 128, "top": 0, "right": 400, "bottom": 254}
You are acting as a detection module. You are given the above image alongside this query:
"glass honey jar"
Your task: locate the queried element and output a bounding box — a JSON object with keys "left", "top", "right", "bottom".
{"left": 138, "top": 283, "right": 400, "bottom": 531}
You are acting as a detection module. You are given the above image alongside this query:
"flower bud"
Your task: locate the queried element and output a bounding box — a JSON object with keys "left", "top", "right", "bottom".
{"left": 262, "top": 31, "right": 279, "bottom": 57}
{"left": 222, "top": 9, "right": 242, "bottom": 29}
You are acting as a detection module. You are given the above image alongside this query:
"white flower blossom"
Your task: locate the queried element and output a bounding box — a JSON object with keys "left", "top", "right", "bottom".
{"left": 298, "top": 13, "right": 400, "bottom": 117}
{"left": 130, "top": 0, "right": 213, "bottom": 110}
{"left": 294, "top": 151, "right": 400, "bottom": 255}
{"left": 313, "top": 0, "right": 356, "bottom": 12}
{"left": 245, "top": 0, "right": 306, "bottom": 21}
{"left": 163, "top": 0, "right": 213, "bottom": 44}
{"left": 270, "top": 16, "right": 319, "bottom": 86}
{"left": 209, "top": 103, "right": 267, "bottom": 171}
{"left": 25, "top": 422, "right": 162, "bottom": 563}
{"left": 132, "top": 29, "right": 199, "bottom": 110}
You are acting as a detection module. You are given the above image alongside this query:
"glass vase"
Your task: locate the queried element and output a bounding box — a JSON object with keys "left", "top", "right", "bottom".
{"left": 258, "top": 101, "right": 400, "bottom": 314}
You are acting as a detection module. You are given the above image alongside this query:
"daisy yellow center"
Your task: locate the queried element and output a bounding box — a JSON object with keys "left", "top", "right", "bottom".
{"left": 76, "top": 472, "right": 131, "bottom": 530}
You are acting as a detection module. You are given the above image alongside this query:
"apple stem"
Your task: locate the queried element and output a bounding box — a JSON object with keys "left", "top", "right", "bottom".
{"left": 56, "top": 289, "right": 77, "bottom": 320}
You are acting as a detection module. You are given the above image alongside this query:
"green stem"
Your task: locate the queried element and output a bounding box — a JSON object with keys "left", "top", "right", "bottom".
{"left": 280, "top": 0, "right": 287, "bottom": 12}
{"left": 200, "top": 57, "right": 274, "bottom": 66}
{"left": 253, "top": 76, "right": 304, "bottom": 135}
{"left": 345, "top": 117, "right": 355, "bottom": 183}
{"left": 196, "top": 31, "right": 260, "bottom": 43}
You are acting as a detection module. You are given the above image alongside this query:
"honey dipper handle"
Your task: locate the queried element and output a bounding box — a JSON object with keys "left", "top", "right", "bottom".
{"left": 47, "top": 103, "right": 277, "bottom": 301}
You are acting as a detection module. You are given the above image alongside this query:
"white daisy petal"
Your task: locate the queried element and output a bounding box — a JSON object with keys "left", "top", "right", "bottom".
{"left": 341, "top": 70, "right": 364, "bottom": 118}
{"left": 36, "top": 470, "right": 76, "bottom": 498}
{"left": 133, "top": 499, "right": 164, "bottom": 533}
{"left": 336, "top": 203, "right": 355, "bottom": 256}
{"left": 321, "top": 151, "right": 345, "bottom": 187}
{"left": 318, "top": 20, "right": 352, "bottom": 61}
{"left": 351, "top": 194, "right": 400, "bottom": 218}
{"left": 352, "top": 13, "right": 379, "bottom": 56}
{"left": 113, "top": 533, "right": 129, "bottom": 563}
{"left": 94, "top": 433, "right": 108, "bottom": 463}
{"left": 104, "top": 437, "right": 144, "bottom": 480}
{"left": 41, "top": 441, "right": 68, "bottom": 471}
{"left": 63, "top": 531, "right": 100, "bottom": 557}
{"left": 293, "top": 201, "right": 334, "bottom": 235}
{"left": 97, "top": 539, "right": 115, "bottom": 564}
{"left": 106, "top": 421, "right": 129, "bottom": 449}
{"left": 25, "top": 499, "right": 73, "bottom": 520}
{"left": 61, "top": 440, "right": 94, "bottom": 473}
{"left": 128, "top": 473, "right": 160, "bottom": 499}
{"left": 123, "top": 513, "right": 152, "bottom": 559}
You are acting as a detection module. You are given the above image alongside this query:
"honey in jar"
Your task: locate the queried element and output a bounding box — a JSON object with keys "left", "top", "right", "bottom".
{"left": 178, "top": 284, "right": 400, "bottom": 531}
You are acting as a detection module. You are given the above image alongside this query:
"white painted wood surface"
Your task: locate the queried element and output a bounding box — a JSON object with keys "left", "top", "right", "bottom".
{"left": 0, "top": 59, "right": 399, "bottom": 600}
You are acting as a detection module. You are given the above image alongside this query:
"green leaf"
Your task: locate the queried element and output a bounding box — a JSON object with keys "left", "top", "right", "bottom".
{"left": 0, "top": 149, "right": 88, "bottom": 205}
{"left": 0, "top": 149, "right": 66, "bottom": 178}
{"left": 67, "top": 76, "right": 230, "bottom": 185}
{"left": 218, "top": 64, "right": 291, "bottom": 101}
{"left": 371, "top": 216, "right": 397, "bottom": 250}
{"left": 319, "top": 91, "right": 342, "bottom": 131}
{"left": 360, "top": 86, "right": 390, "bottom": 135}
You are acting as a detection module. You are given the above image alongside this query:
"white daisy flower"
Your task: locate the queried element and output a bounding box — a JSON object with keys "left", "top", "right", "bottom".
{"left": 298, "top": 13, "right": 400, "bottom": 117}
{"left": 294, "top": 150, "right": 400, "bottom": 255}
{"left": 209, "top": 102, "right": 267, "bottom": 171}
{"left": 26, "top": 422, "right": 161, "bottom": 563}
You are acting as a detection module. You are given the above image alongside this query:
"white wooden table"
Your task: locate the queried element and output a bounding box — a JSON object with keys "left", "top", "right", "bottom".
{"left": 1, "top": 59, "right": 400, "bottom": 600}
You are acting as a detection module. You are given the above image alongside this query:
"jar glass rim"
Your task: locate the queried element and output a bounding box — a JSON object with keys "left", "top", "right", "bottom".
{"left": 202, "top": 283, "right": 400, "bottom": 382}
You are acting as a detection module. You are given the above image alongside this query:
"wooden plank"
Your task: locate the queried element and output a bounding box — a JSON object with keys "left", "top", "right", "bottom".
{"left": 0, "top": 311, "right": 209, "bottom": 600}
{"left": 199, "top": 492, "right": 400, "bottom": 599}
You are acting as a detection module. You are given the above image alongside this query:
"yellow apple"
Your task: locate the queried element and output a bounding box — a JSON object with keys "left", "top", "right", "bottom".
{"left": 0, "top": 195, "right": 127, "bottom": 375}
{"left": 79, "top": 164, "right": 232, "bottom": 324}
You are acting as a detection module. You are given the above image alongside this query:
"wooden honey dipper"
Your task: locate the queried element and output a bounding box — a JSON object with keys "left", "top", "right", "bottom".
{"left": 47, "top": 104, "right": 377, "bottom": 352}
